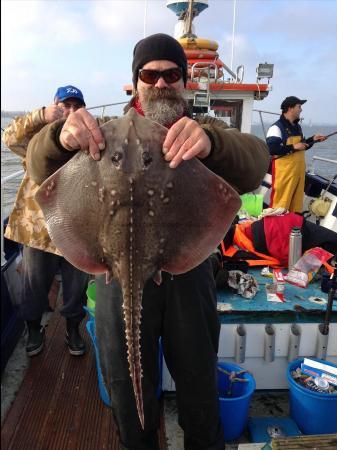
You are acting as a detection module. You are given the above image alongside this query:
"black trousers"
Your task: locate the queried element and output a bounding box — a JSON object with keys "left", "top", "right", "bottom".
{"left": 95, "top": 259, "right": 225, "bottom": 450}
{"left": 20, "top": 246, "right": 88, "bottom": 321}
{"left": 302, "top": 221, "right": 337, "bottom": 255}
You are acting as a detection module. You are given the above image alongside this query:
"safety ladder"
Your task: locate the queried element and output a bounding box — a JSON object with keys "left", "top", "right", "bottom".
{"left": 191, "top": 62, "right": 215, "bottom": 113}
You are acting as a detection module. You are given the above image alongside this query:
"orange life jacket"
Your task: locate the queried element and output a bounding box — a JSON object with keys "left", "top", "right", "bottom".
{"left": 323, "top": 261, "right": 335, "bottom": 274}
{"left": 220, "top": 222, "right": 335, "bottom": 273}
{"left": 220, "top": 221, "right": 283, "bottom": 267}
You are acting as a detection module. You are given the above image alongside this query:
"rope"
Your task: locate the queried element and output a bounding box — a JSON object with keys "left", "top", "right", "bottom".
{"left": 217, "top": 366, "right": 250, "bottom": 396}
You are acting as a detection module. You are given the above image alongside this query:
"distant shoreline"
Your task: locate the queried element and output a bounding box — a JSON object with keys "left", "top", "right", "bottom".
{"left": 1, "top": 111, "right": 27, "bottom": 118}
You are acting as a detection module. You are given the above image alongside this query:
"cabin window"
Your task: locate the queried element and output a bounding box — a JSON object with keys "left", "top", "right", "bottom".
{"left": 210, "top": 100, "right": 243, "bottom": 130}
{"left": 188, "top": 99, "right": 243, "bottom": 130}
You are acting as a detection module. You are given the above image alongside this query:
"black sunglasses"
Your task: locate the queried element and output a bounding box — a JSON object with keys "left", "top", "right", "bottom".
{"left": 138, "top": 67, "right": 183, "bottom": 85}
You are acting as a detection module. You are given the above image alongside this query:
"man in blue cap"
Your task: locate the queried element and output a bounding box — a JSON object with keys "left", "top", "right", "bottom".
{"left": 3, "top": 84, "right": 89, "bottom": 357}
{"left": 36, "top": 85, "right": 86, "bottom": 122}
{"left": 53, "top": 85, "right": 86, "bottom": 114}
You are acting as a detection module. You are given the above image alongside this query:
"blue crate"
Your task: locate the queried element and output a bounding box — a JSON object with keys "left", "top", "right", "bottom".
{"left": 86, "top": 318, "right": 163, "bottom": 406}
{"left": 248, "top": 417, "right": 301, "bottom": 443}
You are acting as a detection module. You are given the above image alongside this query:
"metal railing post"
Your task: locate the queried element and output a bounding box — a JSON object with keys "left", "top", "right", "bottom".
{"left": 258, "top": 111, "right": 266, "bottom": 139}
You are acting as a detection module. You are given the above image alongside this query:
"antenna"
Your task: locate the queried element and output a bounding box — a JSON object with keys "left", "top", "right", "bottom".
{"left": 167, "top": 0, "right": 208, "bottom": 37}
{"left": 143, "top": 0, "right": 148, "bottom": 38}
{"left": 230, "top": 0, "right": 237, "bottom": 71}
{"left": 185, "top": 0, "right": 195, "bottom": 37}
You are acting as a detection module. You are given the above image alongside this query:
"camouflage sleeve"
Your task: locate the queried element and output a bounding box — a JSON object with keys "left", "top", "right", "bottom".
{"left": 2, "top": 108, "right": 46, "bottom": 158}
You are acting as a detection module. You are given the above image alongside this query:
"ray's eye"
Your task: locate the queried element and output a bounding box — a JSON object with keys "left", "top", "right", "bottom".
{"left": 111, "top": 151, "right": 123, "bottom": 165}
{"left": 142, "top": 151, "right": 153, "bottom": 166}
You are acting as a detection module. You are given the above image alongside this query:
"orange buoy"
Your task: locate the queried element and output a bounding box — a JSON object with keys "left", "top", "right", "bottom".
{"left": 184, "top": 49, "right": 219, "bottom": 60}
{"left": 178, "top": 37, "right": 219, "bottom": 51}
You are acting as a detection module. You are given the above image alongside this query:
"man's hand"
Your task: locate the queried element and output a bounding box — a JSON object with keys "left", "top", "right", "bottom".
{"left": 162, "top": 117, "right": 211, "bottom": 168}
{"left": 313, "top": 134, "right": 327, "bottom": 142}
{"left": 293, "top": 142, "right": 309, "bottom": 151}
{"left": 43, "top": 104, "right": 64, "bottom": 123}
{"left": 59, "top": 109, "right": 105, "bottom": 160}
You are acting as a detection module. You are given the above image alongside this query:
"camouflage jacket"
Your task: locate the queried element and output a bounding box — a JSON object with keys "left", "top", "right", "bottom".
{"left": 2, "top": 108, "right": 62, "bottom": 254}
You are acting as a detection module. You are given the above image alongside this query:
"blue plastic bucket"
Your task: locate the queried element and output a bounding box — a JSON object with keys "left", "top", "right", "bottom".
{"left": 86, "top": 319, "right": 111, "bottom": 406}
{"left": 287, "top": 358, "right": 337, "bottom": 434}
{"left": 218, "top": 361, "right": 256, "bottom": 441}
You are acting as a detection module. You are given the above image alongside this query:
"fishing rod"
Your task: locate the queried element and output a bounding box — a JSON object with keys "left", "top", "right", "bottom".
{"left": 324, "top": 131, "right": 337, "bottom": 139}
{"left": 272, "top": 131, "right": 337, "bottom": 161}
{"left": 321, "top": 264, "right": 337, "bottom": 336}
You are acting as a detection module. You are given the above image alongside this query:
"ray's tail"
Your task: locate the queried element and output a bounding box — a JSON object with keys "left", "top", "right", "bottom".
{"left": 123, "top": 289, "right": 145, "bottom": 428}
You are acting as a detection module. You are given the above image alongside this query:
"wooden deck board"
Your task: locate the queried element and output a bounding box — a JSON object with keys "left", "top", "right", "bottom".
{"left": 1, "top": 280, "right": 167, "bottom": 450}
{"left": 272, "top": 433, "right": 337, "bottom": 449}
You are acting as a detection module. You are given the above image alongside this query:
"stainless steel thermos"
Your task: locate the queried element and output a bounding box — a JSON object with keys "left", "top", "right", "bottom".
{"left": 288, "top": 227, "right": 302, "bottom": 269}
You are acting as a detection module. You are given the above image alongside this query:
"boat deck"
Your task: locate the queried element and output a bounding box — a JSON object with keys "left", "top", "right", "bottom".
{"left": 217, "top": 268, "right": 336, "bottom": 324}
{"left": 1, "top": 280, "right": 167, "bottom": 450}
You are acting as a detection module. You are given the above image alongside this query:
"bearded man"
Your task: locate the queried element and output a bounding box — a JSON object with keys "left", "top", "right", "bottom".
{"left": 27, "top": 34, "right": 269, "bottom": 450}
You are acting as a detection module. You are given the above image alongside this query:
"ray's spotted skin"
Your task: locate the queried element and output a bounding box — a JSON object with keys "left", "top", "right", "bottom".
{"left": 35, "top": 108, "right": 241, "bottom": 428}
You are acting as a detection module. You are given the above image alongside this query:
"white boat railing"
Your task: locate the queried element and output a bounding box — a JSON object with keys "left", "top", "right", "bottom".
{"left": 307, "top": 156, "right": 337, "bottom": 176}
{"left": 253, "top": 109, "right": 279, "bottom": 139}
{"left": 1, "top": 170, "right": 24, "bottom": 266}
{"left": 87, "top": 101, "right": 128, "bottom": 118}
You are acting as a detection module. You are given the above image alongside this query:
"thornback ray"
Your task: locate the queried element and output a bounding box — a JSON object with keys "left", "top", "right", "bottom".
{"left": 34, "top": 108, "right": 241, "bottom": 428}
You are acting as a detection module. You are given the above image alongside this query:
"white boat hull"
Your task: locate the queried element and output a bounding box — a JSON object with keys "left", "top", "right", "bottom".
{"left": 162, "top": 322, "right": 337, "bottom": 390}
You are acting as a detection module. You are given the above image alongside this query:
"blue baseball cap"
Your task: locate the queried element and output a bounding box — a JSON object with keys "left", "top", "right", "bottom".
{"left": 54, "top": 85, "right": 85, "bottom": 106}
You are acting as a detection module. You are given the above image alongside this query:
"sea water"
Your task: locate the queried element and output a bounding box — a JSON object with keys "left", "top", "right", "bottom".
{"left": 1, "top": 117, "right": 23, "bottom": 217}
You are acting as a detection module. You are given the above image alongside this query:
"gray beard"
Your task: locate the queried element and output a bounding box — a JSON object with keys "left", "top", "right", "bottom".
{"left": 140, "top": 88, "right": 187, "bottom": 127}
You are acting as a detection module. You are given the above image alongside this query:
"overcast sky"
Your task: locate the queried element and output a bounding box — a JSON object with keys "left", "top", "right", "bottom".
{"left": 2, "top": 0, "right": 337, "bottom": 124}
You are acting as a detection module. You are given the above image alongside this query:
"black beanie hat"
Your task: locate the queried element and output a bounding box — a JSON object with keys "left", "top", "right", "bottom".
{"left": 132, "top": 33, "right": 188, "bottom": 87}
